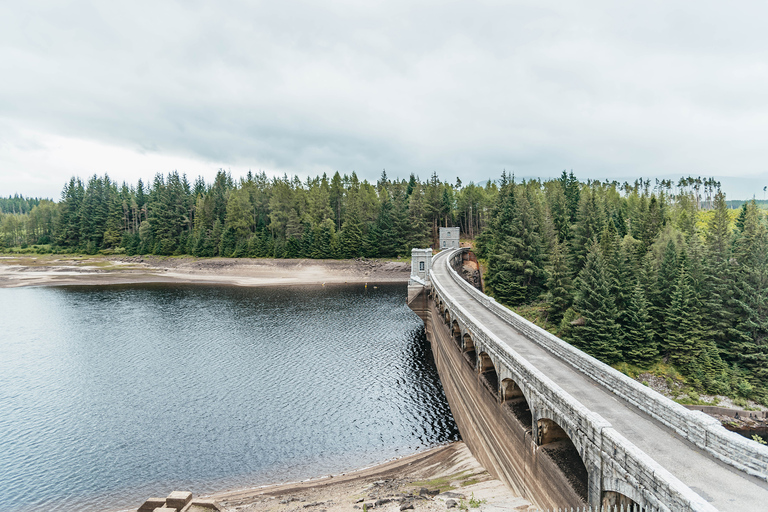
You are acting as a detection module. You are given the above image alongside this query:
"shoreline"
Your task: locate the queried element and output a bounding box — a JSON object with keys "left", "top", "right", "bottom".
{"left": 0, "top": 254, "right": 411, "bottom": 289}
{"left": 146, "top": 442, "right": 533, "bottom": 512}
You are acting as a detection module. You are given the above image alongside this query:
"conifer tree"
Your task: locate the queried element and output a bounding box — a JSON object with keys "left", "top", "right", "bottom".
{"left": 621, "top": 280, "right": 657, "bottom": 366}
{"left": 649, "top": 240, "right": 678, "bottom": 339}
{"left": 339, "top": 215, "right": 363, "bottom": 258}
{"left": 571, "top": 241, "right": 622, "bottom": 364}
{"left": 545, "top": 240, "right": 572, "bottom": 324}
{"left": 731, "top": 202, "right": 768, "bottom": 387}
{"left": 569, "top": 186, "right": 604, "bottom": 274}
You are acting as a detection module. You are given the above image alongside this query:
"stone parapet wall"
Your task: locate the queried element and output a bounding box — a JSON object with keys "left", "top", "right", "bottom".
{"left": 439, "top": 249, "right": 768, "bottom": 483}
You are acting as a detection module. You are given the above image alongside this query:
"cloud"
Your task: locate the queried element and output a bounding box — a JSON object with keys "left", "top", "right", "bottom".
{"left": 1, "top": 1, "right": 767, "bottom": 198}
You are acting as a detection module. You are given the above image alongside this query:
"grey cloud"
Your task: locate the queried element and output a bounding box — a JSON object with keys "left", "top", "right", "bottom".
{"left": 1, "top": 1, "right": 768, "bottom": 198}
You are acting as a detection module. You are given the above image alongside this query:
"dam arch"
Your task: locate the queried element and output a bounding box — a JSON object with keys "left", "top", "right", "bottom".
{"left": 501, "top": 378, "right": 533, "bottom": 429}
{"left": 451, "top": 320, "right": 461, "bottom": 344}
{"left": 535, "top": 416, "right": 590, "bottom": 504}
{"left": 478, "top": 352, "right": 499, "bottom": 398}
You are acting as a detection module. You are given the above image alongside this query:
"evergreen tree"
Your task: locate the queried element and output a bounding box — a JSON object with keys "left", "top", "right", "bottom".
{"left": 731, "top": 202, "right": 768, "bottom": 388}
{"left": 339, "top": 215, "right": 364, "bottom": 258}
{"left": 545, "top": 240, "right": 572, "bottom": 324}
{"left": 569, "top": 186, "right": 604, "bottom": 274}
{"left": 571, "top": 241, "right": 622, "bottom": 364}
{"left": 649, "top": 240, "right": 678, "bottom": 340}
{"left": 621, "top": 280, "right": 657, "bottom": 365}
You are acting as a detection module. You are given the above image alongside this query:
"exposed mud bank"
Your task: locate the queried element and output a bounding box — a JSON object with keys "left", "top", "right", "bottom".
{"left": 0, "top": 255, "right": 410, "bottom": 288}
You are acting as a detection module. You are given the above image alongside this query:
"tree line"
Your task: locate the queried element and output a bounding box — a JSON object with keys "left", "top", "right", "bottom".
{"left": 1, "top": 170, "right": 496, "bottom": 258}
{"left": 477, "top": 172, "right": 768, "bottom": 402}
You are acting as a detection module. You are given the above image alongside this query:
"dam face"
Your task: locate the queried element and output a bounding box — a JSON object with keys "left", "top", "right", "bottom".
{"left": 408, "top": 284, "right": 586, "bottom": 510}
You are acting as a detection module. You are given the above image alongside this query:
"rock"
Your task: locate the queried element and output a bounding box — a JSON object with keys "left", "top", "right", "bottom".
{"left": 374, "top": 498, "right": 392, "bottom": 506}
{"left": 400, "top": 501, "right": 414, "bottom": 510}
{"left": 445, "top": 499, "right": 457, "bottom": 509}
{"left": 355, "top": 498, "right": 365, "bottom": 503}
{"left": 437, "top": 492, "right": 466, "bottom": 500}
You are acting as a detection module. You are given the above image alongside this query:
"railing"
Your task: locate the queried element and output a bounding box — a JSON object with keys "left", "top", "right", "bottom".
{"left": 429, "top": 250, "right": 716, "bottom": 512}
{"left": 438, "top": 248, "right": 768, "bottom": 482}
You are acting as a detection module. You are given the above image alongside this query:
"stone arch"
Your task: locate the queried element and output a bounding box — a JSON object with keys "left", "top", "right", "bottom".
{"left": 535, "top": 415, "right": 589, "bottom": 504}
{"left": 501, "top": 378, "right": 532, "bottom": 429}
{"left": 601, "top": 482, "right": 646, "bottom": 511}
{"left": 451, "top": 320, "right": 462, "bottom": 346}
{"left": 463, "top": 334, "right": 477, "bottom": 369}
{"left": 462, "top": 332, "right": 474, "bottom": 352}
{"left": 477, "top": 352, "right": 499, "bottom": 398}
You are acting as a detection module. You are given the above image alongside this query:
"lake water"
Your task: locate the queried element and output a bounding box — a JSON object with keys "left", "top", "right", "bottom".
{"left": 0, "top": 283, "right": 459, "bottom": 512}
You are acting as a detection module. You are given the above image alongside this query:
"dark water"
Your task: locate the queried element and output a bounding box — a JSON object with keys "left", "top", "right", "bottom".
{"left": 0, "top": 283, "right": 459, "bottom": 512}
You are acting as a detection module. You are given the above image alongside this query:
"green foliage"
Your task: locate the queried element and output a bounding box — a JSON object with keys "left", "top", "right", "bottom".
{"left": 478, "top": 174, "right": 768, "bottom": 400}
{"left": 571, "top": 241, "right": 622, "bottom": 364}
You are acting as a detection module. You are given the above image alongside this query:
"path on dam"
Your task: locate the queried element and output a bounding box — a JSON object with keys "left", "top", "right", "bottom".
{"left": 431, "top": 250, "right": 768, "bottom": 511}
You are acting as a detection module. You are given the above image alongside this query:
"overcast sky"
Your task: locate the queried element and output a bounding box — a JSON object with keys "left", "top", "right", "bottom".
{"left": 1, "top": 1, "right": 767, "bottom": 200}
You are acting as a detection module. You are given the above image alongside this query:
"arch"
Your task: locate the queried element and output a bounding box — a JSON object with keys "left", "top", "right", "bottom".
{"left": 478, "top": 352, "right": 499, "bottom": 397}
{"left": 451, "top": 320, "right": 461, "bottom": 345}
{"left": 536, "top": 416, "right": 589, "bottom": 503}
{"left": 462, "top": 333, "right": 474, "bottom": 352}
{"left": 501, "top": 378, "right": 532, "bottom": 429}
{"left": 462, "top": 333, "right": 477, "bottom": 369}
{"left": 444, "top": 310, "right": 451, "bottom": 324}
{"left": 601, "top": 490, "right": 642, "bottom": 511}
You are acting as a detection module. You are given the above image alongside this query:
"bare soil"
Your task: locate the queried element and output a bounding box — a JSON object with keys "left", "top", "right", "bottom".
{"left": 0, "top": 255, "right": 411, "bottom": 288}
{"left": 202, "top": 442, "right": 534, "bottom": 512}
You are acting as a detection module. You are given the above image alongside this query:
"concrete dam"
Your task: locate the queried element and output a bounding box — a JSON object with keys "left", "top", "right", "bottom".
{"left": 407, "top": 247, "right": 768, "bottom": 511}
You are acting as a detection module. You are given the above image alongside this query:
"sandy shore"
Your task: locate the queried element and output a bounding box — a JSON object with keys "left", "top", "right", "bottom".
{"left": 0, "top": 254, "right": 411, "bottom": 288}
{"left": 191, "top": 442, "right": 532, "bottom": 512}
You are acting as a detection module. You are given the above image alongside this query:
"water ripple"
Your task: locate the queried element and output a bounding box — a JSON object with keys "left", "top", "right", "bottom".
{"left": 0, "top": 283, "right": 459, "bottom": 512}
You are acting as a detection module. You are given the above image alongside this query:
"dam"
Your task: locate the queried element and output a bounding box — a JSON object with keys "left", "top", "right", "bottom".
{"left": 407, "top": 247, "right": 768, "bottom": 511}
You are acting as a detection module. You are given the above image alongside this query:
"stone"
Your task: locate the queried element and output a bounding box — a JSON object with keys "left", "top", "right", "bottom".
{"left": 445, "top": 499, "right": 457, "bottom": 509}
{"left": 437, "top": 492, "right": 465, "bottom": 500}
{"left": 374, "top": 498, "right": 391, "bottom": 506}
{"left": 165, "top": 491, "right": 193, "bottom": 510}
{"left": 138, "top": 498, "right": 166, "bottom": 512}
{"left": 152, "top": 508, "right": 176, "bottom": 512}
{"left": 187, "top": 499, "right": 222, "bottom": 511}
{"left": 400, "top": 501, "right": 414, "bottom": 510}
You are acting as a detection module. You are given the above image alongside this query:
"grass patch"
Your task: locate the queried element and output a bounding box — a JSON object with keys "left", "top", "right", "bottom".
{"left": 409, "top": 470, "right": 474, "bottom": 492}
{"left": 508, "top": 301, "right": 559, "bottom": 336}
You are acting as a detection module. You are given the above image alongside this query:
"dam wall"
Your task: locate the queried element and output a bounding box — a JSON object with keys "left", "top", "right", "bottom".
{"left": 408, "top": 285, "right": 585, "bottom": 509}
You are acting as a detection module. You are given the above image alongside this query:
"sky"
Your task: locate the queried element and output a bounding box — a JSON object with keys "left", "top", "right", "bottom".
{"left": 1, "top": 1, "right": 767, "bottom": 200}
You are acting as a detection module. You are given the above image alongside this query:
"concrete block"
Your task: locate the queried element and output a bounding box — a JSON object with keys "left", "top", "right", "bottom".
{"left": 165, "top": 491, "right": 193, "bottom": 510}
{"left": 153, "top": 508, "right": 177, "bottom": 512}
{"left": 183, "top": 499, "right": 222, "bottom": 511}
{"left": 138, "top": 498, "right": 166, "bottom": 512}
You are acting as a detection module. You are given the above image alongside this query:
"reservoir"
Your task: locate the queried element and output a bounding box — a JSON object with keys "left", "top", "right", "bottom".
{"left": 0, "top": 283, "right": 459, "bottom": 512}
